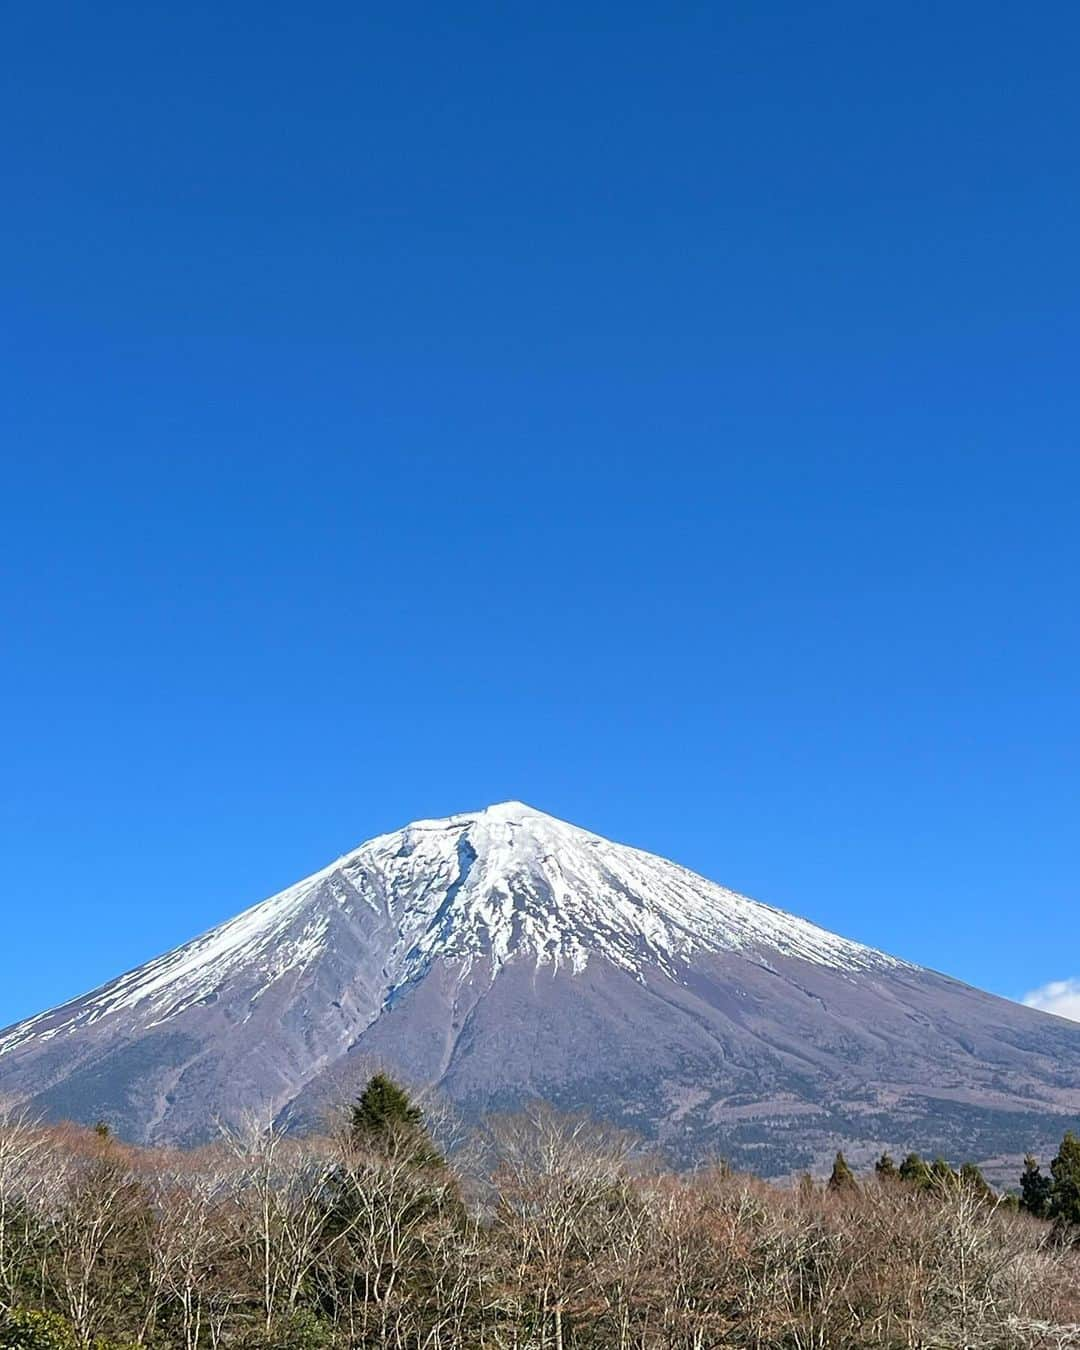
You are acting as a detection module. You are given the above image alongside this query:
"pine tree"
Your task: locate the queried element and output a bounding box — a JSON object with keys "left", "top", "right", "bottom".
{"left": 929, "top": 1157, "right": 957, "bottom": 1189}
{"left": 899, "top": 1152, "right": 933, "bottom": 1190}
{"left": 1019, "top": 1154, "right": 1052, "bottom": 1218}
{"left": 958, "top": 1161, "right": 994, "bottom": 1202}
{"left": 827, "top": 1151, "right": 856, "bottom": 1192}
{"left": 351, "top": 1073, "right": 422, "bottom": 1138}
{"left": 874, "top": 1151, "right": 898, "bottom": 1180}
{"left": 349, "top": 1073, "right": 445, "bottom": 1169}
{"left": 1049, "top": 1131, "right": 1080, "bottom": 1224}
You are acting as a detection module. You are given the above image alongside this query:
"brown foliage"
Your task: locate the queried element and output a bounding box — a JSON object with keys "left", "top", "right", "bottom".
{"left": 1, "top": 1103, "right": 1079, "bottom": 1348}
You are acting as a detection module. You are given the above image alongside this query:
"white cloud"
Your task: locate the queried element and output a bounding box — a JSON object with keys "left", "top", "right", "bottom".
{"left": 1022, "top": 978, "right": 1080, "bottom": 1023}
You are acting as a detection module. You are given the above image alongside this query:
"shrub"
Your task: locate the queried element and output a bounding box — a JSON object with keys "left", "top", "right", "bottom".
{"left": 0, "top": 1310, "right": 75, "bottom": 1350}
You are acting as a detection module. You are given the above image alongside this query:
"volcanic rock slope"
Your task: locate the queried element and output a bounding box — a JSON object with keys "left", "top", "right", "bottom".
{"left": 3, "top": 802, "right": 1079, "bottom": 1176}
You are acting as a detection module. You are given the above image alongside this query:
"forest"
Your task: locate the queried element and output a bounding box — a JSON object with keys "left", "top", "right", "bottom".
{"left": 1, "top": 1076, "right": 1080, "bottom": 1350}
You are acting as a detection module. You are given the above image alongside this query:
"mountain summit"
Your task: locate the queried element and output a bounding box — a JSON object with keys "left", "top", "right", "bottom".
{"left": 3, "top": 802, "right": 1080, "bottom": 1176}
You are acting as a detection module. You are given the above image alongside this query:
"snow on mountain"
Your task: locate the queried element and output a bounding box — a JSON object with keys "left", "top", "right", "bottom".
{"left": 4, "top": 800, "right": 1080, "bottom": 1180}
{"left": 0, "top": 802, "right": 902, "bottom": 1060}
{"left": 368, "top": 800, "right": 909, "bottom": 981}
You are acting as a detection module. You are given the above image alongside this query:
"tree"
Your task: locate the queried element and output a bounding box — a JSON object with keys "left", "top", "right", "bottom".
{"left": 0, "top": 1108, "right": 58, "bottom": 1310}
{"left": 488, "top": 1108, "right": 641, "bottom": 1350}
{"left": 349, "top": 1075, "right": 444, "bottom": 1170}
{"left": 351, "top": 1076, "right": 422, "bottom": 1139}
{"left": 222, "top": 1117, "right": 337, "bottom": 1340}
{"left": 929, "top": 1157, "right": 957, "bottom": 1189}
{"left": 5, "top": 1112, "right": 1080, "bottom": 1348}
{"left": 899, "top": 1153, "right": 933, "bottom": 1190}
{"left": 827, "top": 1152, "right": 856, "bottom": 1192}
{"left": 1049, "top": 1131, "right": 1080, "bottom": 1224}
{"left": 43, "top": 1143, "right": 151, "bottom": 1348}
{"left": 1019, "top": 1154, "right": 1052, "bottom": 1219}
{"left": 874, "top": 1152, "right": 898, "bottom": 1180}
{"left": 957, "top": 1162, "right": 994, "bottom": 1203}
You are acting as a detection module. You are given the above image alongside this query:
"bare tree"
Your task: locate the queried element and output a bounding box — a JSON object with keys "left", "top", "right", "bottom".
{"left": 43, "top": 1136, "right": 149, "bottom": 1347}
{"left": 486, "top": 1107, "right": 643, "bottom": 1350}
{"left": 221, "top": 1113, "right": 337, "bottom": 1338}
{"left": 144, "top": 1152, "right": 238, "bottom": 1350}
{"left": 0, "top": 1105, "right": 58, "bottom": 1312}
{"left": 7, "top": 1109, "right": 1080, "bottom": 1349}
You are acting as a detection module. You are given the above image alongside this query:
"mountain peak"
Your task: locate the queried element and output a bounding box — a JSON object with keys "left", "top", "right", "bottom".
{"left": 403, "top": 805, "right": 903, "bottom": 979}
{"left": 478, "top": 799, "right": 542, "bottom": 817}
{"left": 389, "top": 800, "right": 567, "bottom": 841}
{"left": 1, "top": 802, "right": 905, "bottom": 1067}
{"left": 5, "top": 803, "right": 1080, "bottom": 1176}
{"left": 451, "top": 799, "right": 576, "bottom": 832}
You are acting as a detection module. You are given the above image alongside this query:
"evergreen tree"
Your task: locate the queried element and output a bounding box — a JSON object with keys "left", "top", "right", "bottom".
{"left": 896, "top": 1155, "right": 934, "bottom": 1188}
{"left": 958, "top": 1161, "right": 994, "bottom": 1202}
{"left": 899, "top": 1152, "right": 933, "bottom": 1190}
{"left": 874, "top": 1151, "right": 898, "bottom": 1180}
{"left": 827, "top": 1151, "right": 856, "bottom": 1192}
{"left": 1019, "top": 1154, "right": 1052, "bottom": 1218}
{"left": 1049, "top": 1131, "right": 1080, "bottom": 1224}
{"left": 351, "top": 1073, "right": 423, "bottom": 1137}
{"left": 323, "top": 1075, "right": 457, "bottom": 1258}
{"left": 929, "top": 1157, "right": 957, "bottom": 1189}
{"left": 349, "top": 1073, "right": 445, "bottom": 1169}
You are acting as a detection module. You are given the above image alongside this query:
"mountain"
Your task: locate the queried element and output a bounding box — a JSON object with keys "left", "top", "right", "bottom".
{"left": 2, "top": 801, "right": 1079, "bottom": 1177}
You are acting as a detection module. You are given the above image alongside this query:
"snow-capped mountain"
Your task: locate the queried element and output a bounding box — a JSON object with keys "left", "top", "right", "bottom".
{"left": 0, "top": 802, "right": 904, "bottom": 1056}
{"left": 3, "top": 802, "right": 1080, "bottom": 1177}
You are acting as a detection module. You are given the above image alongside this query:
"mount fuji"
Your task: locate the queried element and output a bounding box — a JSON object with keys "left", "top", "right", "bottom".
{"left": 3, "top": 801, "right": 1079, "bottom": 1176}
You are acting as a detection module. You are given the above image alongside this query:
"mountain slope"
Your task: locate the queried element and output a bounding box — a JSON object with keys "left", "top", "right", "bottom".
{"left": 2, "top": 802, "right": 1079, "bottom": 1176}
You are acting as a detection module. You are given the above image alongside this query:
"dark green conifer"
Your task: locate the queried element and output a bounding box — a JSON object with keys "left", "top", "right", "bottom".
{"left": 349, "top": 1073, "right": 445, "bottom": 1169}
{"left": 929, "top": 1157, "right": 957, "bottom": 1188}
{"left": 899, "top": 1152, "right": 933, "bottom": 1189}
{"left": 1019, "top": 1154, "right": 1052, "bottom": 1218}
{"left": 874, "top": 1151, "right": 898, "bottom": 1180}
{"left": 827, "top": 1151, "right": 856, "bottom": 1192}
{"left": 1049, "top": 1131, "right": 1080, "bottom": 1224}
{"left": 958, "top": 1161, "right": 994, "bottom": 1201}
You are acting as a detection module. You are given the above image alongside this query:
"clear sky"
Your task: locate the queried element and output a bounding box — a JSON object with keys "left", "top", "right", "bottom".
{"left": 2, "top": 1, "right": 1078, "bottom": 1030}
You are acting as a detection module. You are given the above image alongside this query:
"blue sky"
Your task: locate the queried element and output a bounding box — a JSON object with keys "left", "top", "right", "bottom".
{"left": 2, "top": 1, "right": 1078, "bottom": 1029}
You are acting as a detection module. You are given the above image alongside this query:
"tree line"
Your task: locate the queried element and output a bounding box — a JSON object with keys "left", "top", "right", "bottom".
{"left": 2, "top": 1077, "right": 1080, "bottom": 1349}
{"left": 821, "top": 1129, "right": 1080, "bottom": 1216}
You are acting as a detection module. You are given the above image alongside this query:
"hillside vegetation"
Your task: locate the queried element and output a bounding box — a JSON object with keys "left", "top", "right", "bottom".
{"left": 2, "top": 1079, "right": 1080, "bottom": 1350}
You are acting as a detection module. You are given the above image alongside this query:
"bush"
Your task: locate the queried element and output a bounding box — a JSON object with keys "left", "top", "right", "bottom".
{"left": 0, "top": 1310, "right": 75, "bottom": 1350}
{"left": 264, "top": 1310, "right": 335, "bottom": 1350}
